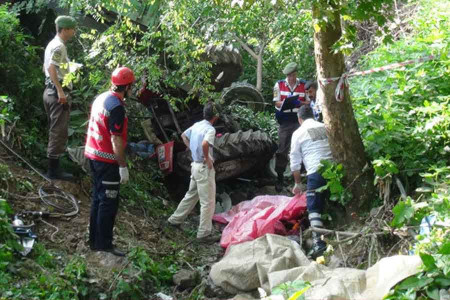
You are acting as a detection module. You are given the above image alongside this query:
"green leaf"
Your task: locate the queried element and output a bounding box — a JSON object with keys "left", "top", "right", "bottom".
{"left": 425, "top": 287, "right": 440, "bottom": 300}
{"left": 419, "top": 253, "right": 437, "bottom": 271}
{"left": 435, "top": 277, "right": 450, "bottom": 288}
{"left": 396, "top": 275, "right": 433, "bottom": 290}
{"left": 391, "top": 200, "right": 415, "bottom": 227}
{"left": 438, "top": 242, "right": 450, "bottom": 255}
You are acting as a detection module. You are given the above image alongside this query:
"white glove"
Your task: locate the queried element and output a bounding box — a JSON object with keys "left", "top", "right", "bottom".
{"left": 292, "top": 182, "right": 303, "bottom": 194}
{"left": 119, "top": 167, "right": 129, "bottom": 184}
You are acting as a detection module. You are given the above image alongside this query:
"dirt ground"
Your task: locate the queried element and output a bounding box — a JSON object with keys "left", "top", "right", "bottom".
{"left": 1, "top": 145, "right": 404, "bottom": 299}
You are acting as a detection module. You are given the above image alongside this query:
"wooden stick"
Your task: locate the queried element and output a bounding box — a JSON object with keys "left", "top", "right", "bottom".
{"left": 149, "top": 103, "right": 169, "bottom": 142}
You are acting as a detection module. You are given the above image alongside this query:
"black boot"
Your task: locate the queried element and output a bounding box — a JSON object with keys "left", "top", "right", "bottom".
{"left": 46, "top": 158, "right": 74, "bottom": 181}
{"left": 310, "top": 231, "right": 327, "bottom": 259}
{"left": 275, "top": 173, "right": 284, "bottom": 192}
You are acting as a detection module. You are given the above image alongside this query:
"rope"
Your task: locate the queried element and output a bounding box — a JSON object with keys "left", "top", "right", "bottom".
{"left": 40, "top": 219, "right": 61, "bottom": 243}
{"left": 0, "top": 138, "right": 51, "bottom": 182}
{"left": 38, "top": 185, "right": 79, "bottom": 217}
{"left": 319, "top": 55, "right": 436, "bottom": 102}
{"left": 0, "top": 138, "right": 80, "bottom": 243}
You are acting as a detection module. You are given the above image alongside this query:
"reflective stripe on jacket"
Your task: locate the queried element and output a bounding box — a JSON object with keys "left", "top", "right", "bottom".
{"left": 85, "top": 91, "right": 128, "bottom": 164}
{"left": 276, "top": 79, "right": 306, "bottom": 123}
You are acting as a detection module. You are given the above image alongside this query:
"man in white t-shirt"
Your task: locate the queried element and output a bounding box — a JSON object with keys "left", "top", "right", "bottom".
{"left": 43, "top": 15, "right": 77, "bottom": 180}
{"left": 290, "top": 105, "right": 333, "bottom": 258}
{"left": 168, "top": 102, "right": 220, "bottom": 243}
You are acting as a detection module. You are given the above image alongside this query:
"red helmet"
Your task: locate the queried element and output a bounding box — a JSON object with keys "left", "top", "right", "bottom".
{"left": 111, "top": 67, "right": 135, "bottom": 86}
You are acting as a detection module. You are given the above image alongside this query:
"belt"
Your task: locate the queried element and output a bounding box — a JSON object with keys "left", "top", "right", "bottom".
{"left": 45, "top": 81, "right": 72, "bottom": 93}
{"left": 287, "top": 108, "right": 299, "bottom": 113}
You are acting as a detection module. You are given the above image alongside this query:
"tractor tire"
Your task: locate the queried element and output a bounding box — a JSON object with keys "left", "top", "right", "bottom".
{"left": 203, "top": 44, "right": 243, "bottom": 92}
{"left": 221, "top": 82, "right": 265, "bottom": 112}
{"left": 176, "top": 129, "right": 276, "bottom": 181}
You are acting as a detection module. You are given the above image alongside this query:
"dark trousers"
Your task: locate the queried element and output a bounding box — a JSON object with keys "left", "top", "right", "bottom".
{"left": 43, "top": 87, "right": 71, "bottom": 159}
{"left": 89, "top": 160, "right": 120, "bottom": 250}
{"left": 306, "top": 172, "right": 328, "bottom": 214}
{"left": 275, "top": 121, "right": 299, "bottom": 175}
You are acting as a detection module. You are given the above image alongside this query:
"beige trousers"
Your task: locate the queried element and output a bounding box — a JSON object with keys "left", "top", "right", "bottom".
{"left": 169, "top": 162, "right": 216, "bottom": 238}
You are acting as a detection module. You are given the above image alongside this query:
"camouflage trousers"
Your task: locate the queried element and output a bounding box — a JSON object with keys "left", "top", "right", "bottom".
{"left": 43, "top": 87, "right": 71, "bottom": 159}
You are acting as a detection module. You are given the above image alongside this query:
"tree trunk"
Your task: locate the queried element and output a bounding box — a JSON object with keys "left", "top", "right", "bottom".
{"left": 256, "top": 53, "right": 263, "bottom": 91}
{"left": 312, "top": 6, "right": 376, "bottom": 216}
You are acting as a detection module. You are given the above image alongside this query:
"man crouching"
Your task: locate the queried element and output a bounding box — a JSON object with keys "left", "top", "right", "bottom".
{"left": 290, "top": 105, "right": 333, "bottom": 258}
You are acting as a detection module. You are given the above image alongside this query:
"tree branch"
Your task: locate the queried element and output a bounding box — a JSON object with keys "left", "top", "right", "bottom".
{"left": 233, "top": 34, "right": 258, "bottom": 59}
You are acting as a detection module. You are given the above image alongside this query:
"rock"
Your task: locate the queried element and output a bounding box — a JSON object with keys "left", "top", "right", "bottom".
{"left": 173, "top": 269, "right": 199, "bottom": 289}
{"left": 229, "top": 191, "right": 247, "bottom": 205}
{"left": 215, "top": 192, "right": 232, "bottom": 213}
{"left": 204, "top": 276, "right": 233, "bottom": 299}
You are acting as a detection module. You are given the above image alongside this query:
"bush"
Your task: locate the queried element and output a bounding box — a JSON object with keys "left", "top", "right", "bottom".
{"left": 351, "top": 0, "right": 450, "bottom": 188}
{"left": 0, "top": 4, "right": 43, "bottom": 109}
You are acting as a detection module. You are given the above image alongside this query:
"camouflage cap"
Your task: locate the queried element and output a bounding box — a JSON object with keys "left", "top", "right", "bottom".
{"left": 55, "top": 16, "right": 77, "bottom": 29}
{"left": 283, "top": 62, "right": 298, "bottom": 75}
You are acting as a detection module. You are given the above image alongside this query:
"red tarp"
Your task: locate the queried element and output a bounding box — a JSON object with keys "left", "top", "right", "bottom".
{"left": 213, "top": 193, "right": 307, "bottom": 249}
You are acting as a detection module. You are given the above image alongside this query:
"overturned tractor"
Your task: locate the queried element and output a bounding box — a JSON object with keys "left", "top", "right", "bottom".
{"left": 136, "top": 44, "right": 275, "bottom": 181}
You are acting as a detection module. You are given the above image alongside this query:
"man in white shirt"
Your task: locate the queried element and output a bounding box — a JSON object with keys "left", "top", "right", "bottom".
{"left": 168, "top": 102, "right": 220, "bottom": 243}
{"left": 43, "top": 15, "right": 77, "bottom": 180}
{"left": 290, "top": 105, "right": 333, "bottom": 258}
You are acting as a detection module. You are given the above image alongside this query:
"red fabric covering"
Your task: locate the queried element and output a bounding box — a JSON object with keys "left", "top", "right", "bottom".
{"left": 213, "top": 193, "right": 307, "bottom": 249}
{"left": 137, "top": 88, "right": 161, "bottom": 107}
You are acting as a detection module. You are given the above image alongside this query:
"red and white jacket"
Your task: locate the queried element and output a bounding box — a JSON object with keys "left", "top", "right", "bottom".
{"left": 274, "top": 79, "right": 307, "bottom": 108}
{"left": 273, "top": 78, "right": 307, "bottom": 124}
{"left": 84, "top": 91, "right": 128, "bottom": 164}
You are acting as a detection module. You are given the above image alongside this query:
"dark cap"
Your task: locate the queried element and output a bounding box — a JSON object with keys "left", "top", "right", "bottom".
{"left": 55, "top": 16, "right": 77, "bottom": 29}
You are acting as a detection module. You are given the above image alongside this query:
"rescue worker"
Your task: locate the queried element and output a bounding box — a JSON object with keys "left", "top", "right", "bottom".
{"left": 85, "top": 67, "right": 135, "bottom": 257}
{"left": 290, "top": 105, "right": 333, "bottom": 259}
{"left": 167, "top": 102, "right": 221, "bottom": 243}
{"left": 305, "top": 81, "right": 323, "bottom": 122}
{"left": 273, "top": 62, "right": 307, "bottom": 192}
{"left": 43, "top": 15, "right": 77, "bottom": 180}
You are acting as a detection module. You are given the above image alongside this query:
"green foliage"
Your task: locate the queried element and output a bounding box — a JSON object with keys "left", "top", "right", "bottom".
{"left": 384, "top": 241, "right": 449, "bottom": 300}
{"left": 120, "top": 157, "right": 169, "bottom": 217}
{"left": 270, "top": 280, "right": 311, "bottom": 300}
{"left": 309, "top": 0, "right": 394, "bottom": 55}
{"left": 352, "top": 0, "right": 450, "bottom": 186}
{"left": 227, "top": 104, "right": 278, "bottom": 141}
{"left": 0, "top": 198, "right": 22, "bottom": 272}
{"left": 317, "top": 160, "right": 352, "bottom": 206}
{"left": 391, "top": 197, "right": 416, "bottom": 228}
{"left": 0, "top": 240, "right": 94, "bottom": 300}
{"left": 386, "top": 164, "right": 449, "bottom": 299}
{"left": 372, "top": 155, "right": 399, "bottom": 179}
{"left": 111, "top": 247, "right": 177, "bottom": 299}
{"left": 391, "top": 166, "right": 449, "bottom": 228}
{"left": 0, "top": 4, "right": 43, "bottom": 101}
{"left": 215, "top": 0, "right": 315, "bottom": 96}
{"left": 0, "top": 5, "right": 50, "bottom": 167}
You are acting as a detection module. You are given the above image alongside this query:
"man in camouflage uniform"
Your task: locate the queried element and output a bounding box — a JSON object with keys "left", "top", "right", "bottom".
{"left": 43, "top": 15, "right": 77, "bottom": 180}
